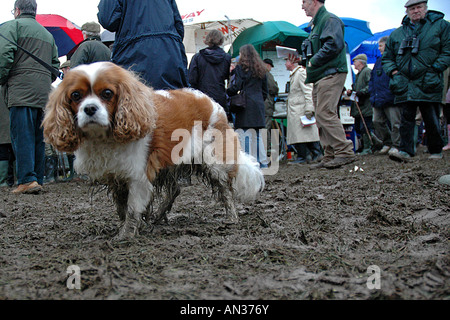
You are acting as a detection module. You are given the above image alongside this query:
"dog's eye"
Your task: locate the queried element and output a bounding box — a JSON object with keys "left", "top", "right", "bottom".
{"left": 100, "top": 89, "right": 114, "bottom": 101}
{"left": 70, "top": 91, "right": 82, "bottom": 102}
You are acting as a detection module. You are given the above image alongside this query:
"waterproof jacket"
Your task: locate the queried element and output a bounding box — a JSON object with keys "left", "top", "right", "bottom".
{"left": 304, "top": 6, "right": 348, "bottom": 84}
{"left": 382, "top": 10, "right": 450, "bottom": 104}
{"left": 0, "top": 14, "right": 59, "bottom": 109}
{"left": 227, "top": 65, "right": 268, "bottom": 129}
{"left": 97, "top": 0, "right": 189, "bottom": 90}
{"left": 351, "top": 65, "right": 373, "bottom": 118}
{"left": 188, "top": 46, "right": 231, "bottom": 110}
{"left": 69, "top": 36, "right": 111, "bottom": 68}
{"left": 369, "top": 56, "right": 395, "bottom": 108}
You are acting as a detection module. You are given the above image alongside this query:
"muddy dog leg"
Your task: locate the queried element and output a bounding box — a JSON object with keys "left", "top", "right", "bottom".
{"left": 115, "top": 180, "right": 153, "bottom": 239}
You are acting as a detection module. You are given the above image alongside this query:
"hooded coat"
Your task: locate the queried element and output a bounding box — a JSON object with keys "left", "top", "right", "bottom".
{"left": 382, "top": 10, "right": 450, "bottom": 104}
{"left": 97, "top": 0, "right": 189, "bottom": 90}
{"left": 188, "top": 46, "right": 231, "bottom": 110}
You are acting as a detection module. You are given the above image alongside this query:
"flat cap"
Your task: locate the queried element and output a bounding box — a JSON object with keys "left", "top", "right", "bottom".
{"left": 60, "top": 61, "right": 70, "bottom": 69}
{"left": 352, "top": 53, "right": 367, "bottom": 62}
{"left": 405, "top": 0, "right": 427, "bottom": 8}
{"left": 81, "top": 22, "right": 101, "bottom": 34}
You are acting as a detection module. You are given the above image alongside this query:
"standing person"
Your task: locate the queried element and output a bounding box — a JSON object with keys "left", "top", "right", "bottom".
{"left": 97, "top": 0, "right": 189, "bottom": 90}
{"left": 383, "top": 0, "right": 450, "bottom": 161}
{"left": 227, "top": 44, "right": 269, "bottom": 168}
{"left": 0, "top": 0, "right": 60, "bottom": 194}
{"left": 189, "top": 30, "right": 231, "bottom": 112}
{"left": 263, "top": 58, "right": 279, "bottom": 156}
{"left": 347, "top": 54, "right": 374, "bottom": 155}
{"left": 0, "top": 86, "right": 15, "bottom": 187}
{"left": 285, "top": 57, "right": 322, "bottom": 164}
{"left": 298, "top": 0, "right": 355, "bottom": 169}
{"left": 69, "top": 22, "right": 111, "bottom": 69}
{"left": 369, "top": 36, "right": 402, "bottom": 156}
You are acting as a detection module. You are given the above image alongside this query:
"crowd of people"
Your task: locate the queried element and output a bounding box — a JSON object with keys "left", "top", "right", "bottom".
{"left": 0, "top": 0, "right": 449, "bottom": 194}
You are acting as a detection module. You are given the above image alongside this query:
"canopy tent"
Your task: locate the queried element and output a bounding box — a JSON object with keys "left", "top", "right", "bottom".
{"left": 229, "top": 21, "right": 309, "bottom": 58}
{"left": 350, "top": 28, "right": 396, "bottom": 64}
{"left": 181, "top": 8, "right": 261, "bottom": 57}
{"left": 36, "top": 14, "right": 84, "bottom": 57}
{"left": 299, "top": 17, "right": 373, "bottom": 53}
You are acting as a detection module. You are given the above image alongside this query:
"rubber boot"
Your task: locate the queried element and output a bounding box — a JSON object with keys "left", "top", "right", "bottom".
{"left": 413, "top": 125, "right": 419, "bottom": 154}
{"left": 0, "top": 160, "right": 8, "bottom": 187}
{"left": 443, "top": 124, "right": 450, "bottom": 151}
{"left": 43, "top": 156, "right": 56, "bottom": 184}
{"left": 64, "top": 154, "right": 76, "bottom": 181}
{"left": 359, "top": 134, "right": 373, "bottom": 155}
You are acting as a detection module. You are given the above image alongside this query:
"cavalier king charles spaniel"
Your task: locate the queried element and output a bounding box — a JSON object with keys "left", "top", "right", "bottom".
{"left": 42, "top": 62, "right": 264, "bottom": 239}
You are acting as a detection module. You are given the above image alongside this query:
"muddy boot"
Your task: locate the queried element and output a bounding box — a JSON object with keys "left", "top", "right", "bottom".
{"left": 64, "top": 154, "right": 76, "bottom": 181}
{"left": 358, "top": 134, "right": 373, "bottom": 155}
{"left": 44, "top": 156, "right": 56, "bottom": 184}
{"left": 0, "top": 160, "right": 8, "bottom": 187}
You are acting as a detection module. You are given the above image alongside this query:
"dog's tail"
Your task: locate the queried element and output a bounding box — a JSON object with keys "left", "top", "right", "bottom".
{"left": 233, "top": 151, "right": 265, "bottom": 202}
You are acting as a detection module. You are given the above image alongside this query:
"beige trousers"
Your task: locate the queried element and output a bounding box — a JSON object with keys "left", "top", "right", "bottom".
{"left": 312, "top": 73, "right": 354, "bottom": 160}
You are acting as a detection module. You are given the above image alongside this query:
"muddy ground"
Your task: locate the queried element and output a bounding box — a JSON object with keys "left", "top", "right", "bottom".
{"left": 0, "top": 149, "right": 448, "bottom": 301}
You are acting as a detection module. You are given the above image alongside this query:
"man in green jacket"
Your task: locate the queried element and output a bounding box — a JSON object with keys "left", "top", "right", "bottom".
{"left": 383, "top": 0, "right": 450, "bottom": 161}
{"left": 69, "top": 21, "right": 111, "bottom": 69}
{"left": 348, "top": 54, "right": 374, "bottom": 155}
{"left": 298, "top": 0, "right": 355, "bottom": 169}
{"left": 0, "top": 0, "right": 60, "bottom": 194}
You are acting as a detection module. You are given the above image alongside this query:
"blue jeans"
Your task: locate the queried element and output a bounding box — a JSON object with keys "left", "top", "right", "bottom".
{"left": 9, "top": 107, "right": 45, "bottom": 185}
{"left": 398, "top": 102, "right": 443, "bottom": 156}
{"left": 236, "top": 128, "right": 268, "bottom": 167}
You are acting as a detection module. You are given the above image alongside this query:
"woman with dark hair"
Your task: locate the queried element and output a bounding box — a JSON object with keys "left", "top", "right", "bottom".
{"left": 189, "top": 29, "right": 231, "bottom": 111}
{"left": 227, "top": 44, "right": 269, "bottom": 168}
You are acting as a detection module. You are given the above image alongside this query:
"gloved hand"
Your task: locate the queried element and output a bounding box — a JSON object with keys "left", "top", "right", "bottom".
{"left": 304, "top": 110, "right": 314, "bottom": 120}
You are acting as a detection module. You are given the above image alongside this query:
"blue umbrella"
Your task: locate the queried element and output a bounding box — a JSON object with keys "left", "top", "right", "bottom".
{"left": 350, "top": 28, "right": 396, "bottom": 64}
{"left": 299, "top": 17, "right": 373, "bottom": 53}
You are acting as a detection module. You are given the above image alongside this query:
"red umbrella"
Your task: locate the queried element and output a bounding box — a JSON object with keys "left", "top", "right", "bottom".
{"left": 36, "top": 14, "right": 84, "bottom": 57}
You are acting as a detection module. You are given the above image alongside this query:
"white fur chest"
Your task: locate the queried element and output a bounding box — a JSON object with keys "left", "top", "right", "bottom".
{"left": 74, "top": 136, "right": 151, "bottom": 182}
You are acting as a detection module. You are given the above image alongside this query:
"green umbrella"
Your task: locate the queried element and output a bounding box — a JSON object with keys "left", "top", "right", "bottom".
{"left": 229, "top": 21, "right": 309, "bottom": 58}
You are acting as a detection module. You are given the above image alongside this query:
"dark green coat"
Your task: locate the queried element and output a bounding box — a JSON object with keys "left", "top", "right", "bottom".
{"left": 351, "top": 65, "right": 372, "bottom": 118}
{"left": 382, "top": 10, "right": 450, "bottom": 104}
{"left": 0, "top": 14, "right": 59, "bottom": 109}
{"left": 69, "top": 36, "right": 111, "bottom": 68}
{"left": 304, "top": 6, "right": 348, "bottom": 84}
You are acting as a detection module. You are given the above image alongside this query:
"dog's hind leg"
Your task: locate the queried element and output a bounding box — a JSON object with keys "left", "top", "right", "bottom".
{"left": 151, "top": 183, "right": 181, "bottom": 225}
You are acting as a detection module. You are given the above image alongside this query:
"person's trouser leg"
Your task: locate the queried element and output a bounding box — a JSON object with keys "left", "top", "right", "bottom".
{"left": 313, "top": 73, "right": 354, "bottom": 158}
{"left": 398, "top": 103, "right": 417, "bottom": 156}
{"left": 372, "top": 107, "right": 392, "bottom": 146}
{"left": 419, "top": 102, "right": 443, "bottom": 154}
{"left": 384, "top": 105, "right": 402, "bottom": 149}
{"left": 10, "top": 107, "right": 45, "bottom": 185}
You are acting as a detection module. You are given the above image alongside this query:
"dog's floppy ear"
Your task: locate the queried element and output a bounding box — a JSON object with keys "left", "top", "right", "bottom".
{"left": 113, "top": 68, "right": 157, "bottom": 143}
{"left": 42, "top": 83, "right": 81, "bottom": 153}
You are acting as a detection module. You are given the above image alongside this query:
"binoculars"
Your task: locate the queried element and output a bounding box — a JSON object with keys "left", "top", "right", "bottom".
{"left": 301, "top": 39, "right": 313, "bottom": 60}
{"left": 398, "top": 36, "right": 420, "bottom": 55}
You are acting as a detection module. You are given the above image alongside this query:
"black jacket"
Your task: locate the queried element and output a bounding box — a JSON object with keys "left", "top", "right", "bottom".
{"left": 188, "top": 46, "right": 231, "bottom": 109}
{"left": 227, "top": 65, "right": 268, "bottom": 129}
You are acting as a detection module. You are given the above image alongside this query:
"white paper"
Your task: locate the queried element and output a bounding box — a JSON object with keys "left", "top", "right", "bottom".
{"left": 276, "top": 45, "right": 299, "bottom": 59}
{"left": 300, "top": 115, "right": 316, "bottom": 127}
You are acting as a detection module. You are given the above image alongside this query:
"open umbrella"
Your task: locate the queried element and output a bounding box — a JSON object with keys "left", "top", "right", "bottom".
{"left": 230, "top": 21, "right": 309, "bottom": 58}
{"left": 299, "top": 17, "right": 373, "bottom": 53}
{"left": 36, "top": 14, "right": 84, "bottom": 57}
{"left": 182, "top": 7, "right": 261, "bottom": 57}
{"left": 350, "top": 28, "right": 396, "bottom": 64}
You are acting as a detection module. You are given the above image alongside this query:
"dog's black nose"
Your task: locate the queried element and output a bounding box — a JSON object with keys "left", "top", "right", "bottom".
{"left": 84, "top": 104, "right": 98, "bottom": 116}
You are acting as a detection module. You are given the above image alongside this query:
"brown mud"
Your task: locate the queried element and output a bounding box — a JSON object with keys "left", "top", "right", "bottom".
{"left": 0, "top": 150, "right": 448, "bottom": 300}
